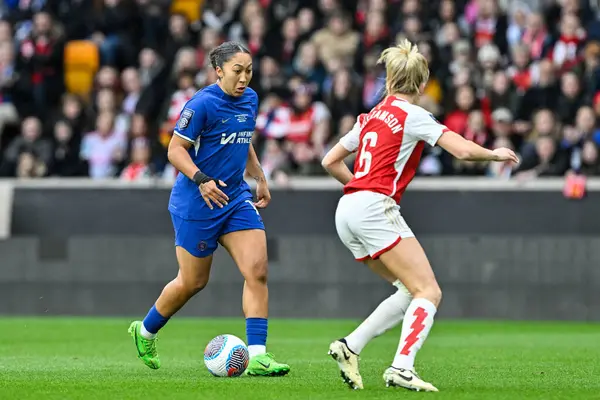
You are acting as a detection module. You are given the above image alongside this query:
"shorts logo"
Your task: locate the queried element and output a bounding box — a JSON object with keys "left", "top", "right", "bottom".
{"left": 178, "top": 108, "right": 195, "bottom": 130}
{"left": 198, "top": 241, "right": 207, "bottom": 251}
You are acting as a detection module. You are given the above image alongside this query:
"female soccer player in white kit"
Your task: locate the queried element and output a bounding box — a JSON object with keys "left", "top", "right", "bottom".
{"left": 321, "top": 39, "right": 519, "bottom": 392}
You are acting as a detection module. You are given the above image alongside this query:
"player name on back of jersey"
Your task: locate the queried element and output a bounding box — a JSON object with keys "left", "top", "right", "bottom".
{"left": 364, "top": 107, "right": 404, "bottom": 134}
{"left": 220, "top": 130, "right": 254, "bottom": 145}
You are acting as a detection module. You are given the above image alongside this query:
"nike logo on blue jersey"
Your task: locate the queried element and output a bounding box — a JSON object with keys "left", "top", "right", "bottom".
{"left": 222, "top": 118, "right": 230, "bottom": 123}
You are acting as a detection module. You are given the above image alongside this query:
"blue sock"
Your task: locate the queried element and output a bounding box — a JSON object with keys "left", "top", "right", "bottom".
{"left": 142, "top": 305, "right": 170, "bottom": 334}
{"left": 246, "top": 318, "right": 268, "bottom": 350}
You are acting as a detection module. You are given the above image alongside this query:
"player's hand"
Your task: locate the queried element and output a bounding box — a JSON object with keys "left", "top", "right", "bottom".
{"left": 254, "top": 180, "right": 271, "bottom": 208}
{"left": 199, "top": 180, "right": 228, "bottom": 209}
{"left": 491, "top": 148, "right": 519, "bottom": 164}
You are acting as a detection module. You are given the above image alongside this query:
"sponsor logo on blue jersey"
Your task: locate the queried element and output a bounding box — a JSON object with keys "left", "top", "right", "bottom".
{"left": 220, "top": 131, "right": 254, "bottom": 145}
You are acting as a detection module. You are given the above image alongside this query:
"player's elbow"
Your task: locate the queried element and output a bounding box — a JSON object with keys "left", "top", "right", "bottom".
{"left": 322, "top": 144, "right": 350, "bottom": 170}
{"left": 321, "top": 155, "right": 342, "bottom": 173}
{"left": 167, "top": 146, "right": 177, "bottom": 164}
{"left": 321, "top": 151, "right": 335, "bottom": 170}
{"left": 321, "top": 156, "right": 333, "bottom": 170}
{"left": 167, "top": 139, "right": 186, "bottom": 164}
{"left": 438, "top": 131, "right": 475, "bottom": 161}
{"left": 167, "top": 146, "right": 185, "bottom": 167}
{"left": 453, "top": 142, "right": 488, "bottom": 161}
{"left": 454, "top": 149, "right": 472, "bottom": 161}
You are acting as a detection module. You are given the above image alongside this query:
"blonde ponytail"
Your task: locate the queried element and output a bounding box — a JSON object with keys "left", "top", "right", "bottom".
{"left": 378, "top": 39, "right": 429, "bottom": 96}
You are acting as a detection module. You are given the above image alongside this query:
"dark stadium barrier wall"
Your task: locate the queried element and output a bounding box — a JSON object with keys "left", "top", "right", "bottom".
{"left": 2, "top": 178, "right": 600, "bottom": 320}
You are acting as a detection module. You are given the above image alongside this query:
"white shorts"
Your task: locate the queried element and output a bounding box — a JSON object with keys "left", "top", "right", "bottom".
{"left": 335, "top": 191, "right": 415, "bottom": 261}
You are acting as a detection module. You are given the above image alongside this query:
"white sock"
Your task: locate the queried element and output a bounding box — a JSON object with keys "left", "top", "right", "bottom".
{"left": 345, "top": 280, "right": 412, "bottom": 354}
{"left": 392, "top": 297, "right": 437, "bottom": 371}
{"left": 140, "top": 323, "right": 157, "bottom": 339}
{"left": 248, "top": 345, "right": 266, "bottom": 358}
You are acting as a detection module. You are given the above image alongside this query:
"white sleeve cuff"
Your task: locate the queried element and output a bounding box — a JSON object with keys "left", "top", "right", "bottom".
{"left": 173, "top": 130, "right": 195, "bottom": 143}
{"left": 339, "top": 138, "right": 356, "bottom": 152}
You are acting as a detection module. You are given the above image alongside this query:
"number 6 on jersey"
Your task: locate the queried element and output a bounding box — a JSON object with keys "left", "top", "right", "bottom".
{"left": 355, "top": 131, "right": 378, "bottom": 178}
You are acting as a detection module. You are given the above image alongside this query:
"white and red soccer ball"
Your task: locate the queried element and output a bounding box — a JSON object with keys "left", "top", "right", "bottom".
{"left": 204, "top": 334, "right": 249, "bottom": 377}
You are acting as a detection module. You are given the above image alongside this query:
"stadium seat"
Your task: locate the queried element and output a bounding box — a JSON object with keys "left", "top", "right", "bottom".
{"left": 64, "top": 40, "right": 99, "bottom": 71}
{"left": 170, "top": 0, "right": 203, "bottom": 23}
{"left": 64, "top": 41, "right": 99, "bottom": 97}
{"left": 65, "top": 70, "right": 96, "bottom": 97}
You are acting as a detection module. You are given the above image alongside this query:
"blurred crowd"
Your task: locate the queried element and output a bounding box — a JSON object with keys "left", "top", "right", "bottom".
{"left": 1, "top": 0, "right": 600, "bottom": 182}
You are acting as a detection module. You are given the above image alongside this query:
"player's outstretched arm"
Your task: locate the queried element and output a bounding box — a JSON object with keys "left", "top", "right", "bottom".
{"left": 322, "top": 143, "right": 354, "bottom": 185}
{"left": 436, "top": 131, "right": 520, "bottom": 164}
{"left": 168, "top": 135, "right": 229, "bottom": 209}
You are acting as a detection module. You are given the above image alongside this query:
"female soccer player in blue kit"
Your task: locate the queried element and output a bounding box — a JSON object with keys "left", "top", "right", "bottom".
{"left": 128, "top": 41, "right": 290, "bottom": 376}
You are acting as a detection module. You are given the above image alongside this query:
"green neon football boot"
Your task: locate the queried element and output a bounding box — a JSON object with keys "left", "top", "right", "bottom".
{"left": 245, "top": 352, "right": 290, "bottom": 377}
{"left": 128, "top": 321, "right": 161, "bottom": 369}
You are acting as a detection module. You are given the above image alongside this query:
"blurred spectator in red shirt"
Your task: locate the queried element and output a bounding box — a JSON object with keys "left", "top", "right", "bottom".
{"left": 18, "top": 11, "right": 64, "bottom": 118}
{"left": 121, "top": 138, "right": 152, "bottom": 181}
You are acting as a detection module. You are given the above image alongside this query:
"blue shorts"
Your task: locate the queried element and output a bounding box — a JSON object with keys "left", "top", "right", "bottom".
{"left": 170, "top": 196, "right": 265, "bottom": 258}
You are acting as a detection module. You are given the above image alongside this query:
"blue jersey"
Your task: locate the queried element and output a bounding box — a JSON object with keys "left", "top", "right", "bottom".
{"left": 168, "top": 84, "right": 259, "bottom": 220}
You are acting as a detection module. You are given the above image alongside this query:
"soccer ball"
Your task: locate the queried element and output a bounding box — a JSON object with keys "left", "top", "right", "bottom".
{"left": 204, "top": 334, "right": 249, "bottom": 377}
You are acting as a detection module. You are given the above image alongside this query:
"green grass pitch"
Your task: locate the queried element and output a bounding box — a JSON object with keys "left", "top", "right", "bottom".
{"left": 1, "top": 318, "right": 599, "bottom": 399}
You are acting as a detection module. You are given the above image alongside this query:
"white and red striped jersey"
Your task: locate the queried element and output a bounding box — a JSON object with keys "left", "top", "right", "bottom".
{"left": 340, "top": 96, "right": 450, "bottom": 203}
{"left": 167, "top": 88, "right": 197, "bottom": 125}
{"left": 256, "top": 102, "right": 330, "bottom": 143}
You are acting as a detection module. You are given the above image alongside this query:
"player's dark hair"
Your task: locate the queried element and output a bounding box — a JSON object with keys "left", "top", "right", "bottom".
{"left": 208, "top": 41, "right": 251, "bottom": 70}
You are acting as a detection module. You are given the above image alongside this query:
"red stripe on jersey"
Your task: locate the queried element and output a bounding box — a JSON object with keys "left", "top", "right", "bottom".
{"left": 390, "top": 141, "right": 425, "bottom": 203}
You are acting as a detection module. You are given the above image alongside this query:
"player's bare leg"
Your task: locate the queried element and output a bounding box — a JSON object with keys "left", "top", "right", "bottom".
{"left": 156, "top": 248, "right": 213, "bottom": 315}
{"left": 329, "top": 259, "right": 412, "bottom": 390}
{"left": 378, "top": 237, "right": 440, "bottom": 392}
{"left": 219, "top": 229, "right": 290, "bottom": 376}
{"left": 128, "top": 248, "right": 213, "bottom": 369}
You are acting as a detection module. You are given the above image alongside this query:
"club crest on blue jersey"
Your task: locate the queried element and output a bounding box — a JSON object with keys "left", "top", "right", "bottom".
{"left": 178, "top": 108, "right": 195, "bottom": 130}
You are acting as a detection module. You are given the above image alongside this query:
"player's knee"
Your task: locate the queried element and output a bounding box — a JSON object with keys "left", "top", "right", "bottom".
{"left": 245, "top": 257, "right": 268, "bottom": 285}
{"left": 425, "top": 286, "right": 442, "bottom": 307}
{"left": 430, "top": 286, "right": 442, "bottom": 307}
{"left": 411, "top": 283, "right": 442, "bottom": 307}
{"left": 189, "top": 279, "right": 209, "bottom": 295}
{"left": 177, "top": 275, "right": 209, "bottom": 296}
